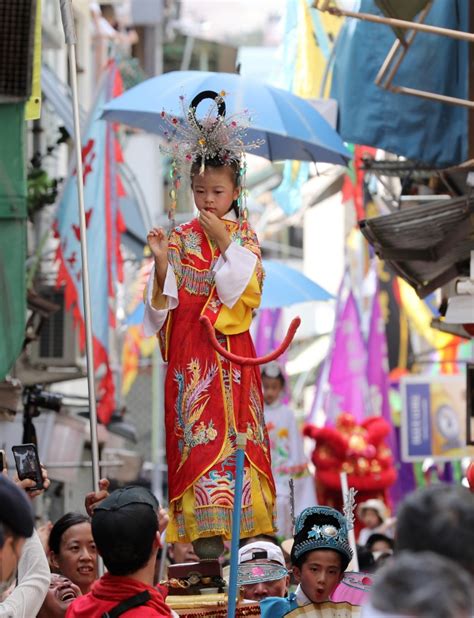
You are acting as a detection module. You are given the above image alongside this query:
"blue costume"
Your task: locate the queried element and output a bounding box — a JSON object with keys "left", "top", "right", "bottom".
{"left": 260, "top": 592, "right": 298, "bottom": 618}
{"left": 259, "top": 506, "right": 354, "bottom": 618}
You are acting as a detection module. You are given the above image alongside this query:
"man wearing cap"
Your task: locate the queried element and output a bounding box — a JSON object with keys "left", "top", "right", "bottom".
{"left": 66, "top": 486, "right": 173, "bottom": 617}
{"left": 0, "top": 476, "right": 35, "bottom": 596}
{"left": 238, "top": 541, "right": 290, "bottom": 602}
{"left": 260, "top": 506, "right": 353, "bottom": 617}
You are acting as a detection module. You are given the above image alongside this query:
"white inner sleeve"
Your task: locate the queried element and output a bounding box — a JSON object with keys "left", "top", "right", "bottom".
{"left": 0, "top": 531, "right": 50, "bottom": 618}
{"left": 143, "top": 263, "right": 178, "bottom": 337}
{"left": 213, "top": 242, "right": 257, "bottom": 309}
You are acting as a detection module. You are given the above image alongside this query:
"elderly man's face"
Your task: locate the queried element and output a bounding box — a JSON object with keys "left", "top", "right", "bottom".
{"left": 168, "top": 542, "right": 199, "bottom": 564}
{"left": 242, "top": 573, "right": 289, "bottom": 601}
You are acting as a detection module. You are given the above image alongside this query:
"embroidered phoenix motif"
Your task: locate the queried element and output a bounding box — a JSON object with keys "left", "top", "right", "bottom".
{"left": 174, "top": 359, "right": 219, "bottom": 469}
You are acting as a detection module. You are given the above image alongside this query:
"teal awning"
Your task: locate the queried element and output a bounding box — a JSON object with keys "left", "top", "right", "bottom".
{"left": 0, "top": 104, "right": 27, "bottom": 380}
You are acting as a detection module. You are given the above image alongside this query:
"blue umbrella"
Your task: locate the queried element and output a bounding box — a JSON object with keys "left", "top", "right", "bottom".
{"left": 101, "top": 70, "right": 350, "bottom": 165}
{"left": 126, "top": 260, "right": 332, "bottom": 326}
{"left": 261, "top": 260, "right": 333, "bottom": 308}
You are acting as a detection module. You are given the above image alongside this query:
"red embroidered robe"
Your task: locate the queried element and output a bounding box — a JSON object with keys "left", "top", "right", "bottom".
{"left": 154, "top": 217, "right": 276, "bottom": 542}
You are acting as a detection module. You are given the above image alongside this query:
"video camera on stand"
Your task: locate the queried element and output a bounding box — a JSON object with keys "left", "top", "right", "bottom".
{"left": 22, "top": 384, "right": 63, "bottom": 446}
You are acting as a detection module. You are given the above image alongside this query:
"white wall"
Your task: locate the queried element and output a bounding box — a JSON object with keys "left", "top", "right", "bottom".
{"left": 303, "top": 191, "right": 346, "bottom": 298}
{"left": 123, "top": 133, "right": 164, "bottom": 226}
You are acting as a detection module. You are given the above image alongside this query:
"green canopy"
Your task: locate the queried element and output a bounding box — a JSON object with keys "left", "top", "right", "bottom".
{"left": 375, "top": 0, "right": 432, "bottom": 41}
{"left": 0, "top": 104, "right": 27, "bottom": 380}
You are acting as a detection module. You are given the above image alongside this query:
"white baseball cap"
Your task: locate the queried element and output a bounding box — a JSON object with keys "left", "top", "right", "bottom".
{"left": 238, "top": 541, "right": 286, "bottom": 567}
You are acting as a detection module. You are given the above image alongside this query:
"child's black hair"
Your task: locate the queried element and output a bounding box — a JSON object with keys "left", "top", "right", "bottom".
{"left": 190, "top": 154, "right": 241, "bottom": 217}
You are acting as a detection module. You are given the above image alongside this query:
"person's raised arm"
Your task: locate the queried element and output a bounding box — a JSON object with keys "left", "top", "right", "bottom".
{"left": 147, "top": 227, "right": 169, "bottom": 291}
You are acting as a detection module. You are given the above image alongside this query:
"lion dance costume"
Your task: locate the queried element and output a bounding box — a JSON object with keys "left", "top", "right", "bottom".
{"left": 304, "top": 413, "right": 397, "bottom": 533}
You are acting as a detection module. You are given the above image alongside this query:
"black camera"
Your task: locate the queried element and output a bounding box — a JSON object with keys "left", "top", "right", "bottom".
{"left": 23, "top": 384, "right": 63, "bottom": 413}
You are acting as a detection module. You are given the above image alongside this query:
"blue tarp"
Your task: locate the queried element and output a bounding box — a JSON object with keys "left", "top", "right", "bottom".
{"left": 330, "top": 0, "right": 469, "bottom": 167}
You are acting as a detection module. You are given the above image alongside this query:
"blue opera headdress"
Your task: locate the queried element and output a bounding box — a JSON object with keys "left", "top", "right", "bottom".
{"left": 291, "top": 506, "right": 353, "bottom": 569}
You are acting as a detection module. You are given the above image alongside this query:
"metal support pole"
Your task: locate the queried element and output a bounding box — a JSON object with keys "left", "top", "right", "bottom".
{"left": 227, "top": 432, "right": 247, "bottom": 618}
{"left": 152, "top": 347, "right": 165, "bottom": 503}
{"left": 314, "top": 2, "right": 474, "bottom": 43}
{"left": 59, "top": 0, "right": 100, "bottom": 493}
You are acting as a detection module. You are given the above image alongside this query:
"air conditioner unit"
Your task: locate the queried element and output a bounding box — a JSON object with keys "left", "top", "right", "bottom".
{"left": 29, "top": 287, "right": 83, "bottom": 367}
{"left": 0, "top": 0, "right": 36, "bottom": 101}
{"left": 444, "top": 251, "right": 474, "bottom": 330}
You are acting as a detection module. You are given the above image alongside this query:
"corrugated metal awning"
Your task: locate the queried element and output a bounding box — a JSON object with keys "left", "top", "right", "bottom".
{"left": 360, "top": 196, "right": 474, "bottom": 297}
{"left": 41, "top": 63, "right": 86, "bottom": 136}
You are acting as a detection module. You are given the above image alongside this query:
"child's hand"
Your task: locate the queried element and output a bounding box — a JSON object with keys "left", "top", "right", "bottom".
{"left": 199, "top": 210, "right": 230, "bottom": 252}
{"left": 147, "top": 227, "right": 168, "bottom": 261}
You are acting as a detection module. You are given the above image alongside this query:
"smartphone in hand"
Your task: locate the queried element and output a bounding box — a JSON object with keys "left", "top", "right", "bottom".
{"left": 11, "top": 443, "right": 43, "bottom": 491}
{"left": 0, "top": 449, "right": 6, "bottom": 472}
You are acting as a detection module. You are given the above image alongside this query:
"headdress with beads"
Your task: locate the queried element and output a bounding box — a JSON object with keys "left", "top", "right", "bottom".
{"left": 159, "top": 89, "right": 264, "bottom": 228}
{"left": 291, "top": 506, "right": 353, "bottom": 569}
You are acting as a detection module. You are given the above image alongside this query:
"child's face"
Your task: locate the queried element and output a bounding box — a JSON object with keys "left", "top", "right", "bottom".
{"left": 262, "top": 376, "right": 283, "bottom": 405}
{"left": 192, "top": 166, "right": 239, "bottom": 219}
{"left": 361, "top": 508, "right": 382, "bottom": 529}
{"left": 293, "top": 550, "right": 343, "bottom": 603}
{"left": 370, "top": 539, "right": 392, "bottom": 554}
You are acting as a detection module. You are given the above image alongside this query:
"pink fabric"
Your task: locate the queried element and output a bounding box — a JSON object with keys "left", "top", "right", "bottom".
{"left": 331, "top": 572, "right": 373, "bottom": 606}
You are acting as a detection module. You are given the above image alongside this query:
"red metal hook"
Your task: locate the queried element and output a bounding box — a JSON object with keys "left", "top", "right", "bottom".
{"left": 199, "top": 316, "right": 301, "bottom": 367}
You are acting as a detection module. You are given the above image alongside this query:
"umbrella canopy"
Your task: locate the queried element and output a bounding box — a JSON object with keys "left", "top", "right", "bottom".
{"left": 261, "top": 260, "right": 333, "bottom": 309}
{"left": 101, "top": 70, "right": 350, "bottom": 165}
{"left": 126, "top": 259, "right": 332, "bottom": 326}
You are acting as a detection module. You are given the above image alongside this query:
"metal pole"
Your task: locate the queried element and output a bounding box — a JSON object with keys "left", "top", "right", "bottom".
{"left": 227, "top": 434, "right": 247, "bottom": 618}
{"left": 390, "top": 86, "right": 474, "bottom": 110}
{"left": 152, "top": 347, "right": 165, "bottom": 503}
{"left": 314, "top": 2, "right": 474, "bottom": 43}
{"left": 59, "top": 0, "right": 100, "bottom": 493}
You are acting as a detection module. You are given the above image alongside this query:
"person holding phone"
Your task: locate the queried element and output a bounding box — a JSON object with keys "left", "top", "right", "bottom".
{"left": 11, "top": 444, "right": 44, "bottom": 493}
{"left": 0, "top": 476, "right": 35, "bottom": 595}
{"left": 0, "top": 454, "right": 51, "bottom": 617}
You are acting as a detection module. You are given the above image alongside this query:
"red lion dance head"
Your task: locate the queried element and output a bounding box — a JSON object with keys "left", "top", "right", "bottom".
{"left": 304, "top": 413, "right": 397, "bottom": 526}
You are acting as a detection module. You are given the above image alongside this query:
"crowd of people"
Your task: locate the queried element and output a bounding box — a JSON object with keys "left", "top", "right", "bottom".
{"left": 2, "top": 361, "right": 474, "bottom": 617}
{"left": 2, "top": 88, "right": 472, "bottom": 618}
{"left": 2, "top": 462, "right": 474, "bottom": 617}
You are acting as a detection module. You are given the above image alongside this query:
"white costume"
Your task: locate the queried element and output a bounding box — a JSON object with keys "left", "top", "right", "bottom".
{"left": 264, "top": 400, "right": 317, "bottom": 538}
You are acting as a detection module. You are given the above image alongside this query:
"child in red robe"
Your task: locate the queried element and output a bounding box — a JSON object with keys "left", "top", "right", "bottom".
{"left": 143, "top": 92, "right": 276, "bottom": 548}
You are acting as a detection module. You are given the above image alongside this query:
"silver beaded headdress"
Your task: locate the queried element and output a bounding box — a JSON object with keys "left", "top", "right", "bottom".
{"left": 159, "top": 89, "right": 264, "bottom": 227}
{"left": 291, "top": 506, "right": 353, "bottom": 567}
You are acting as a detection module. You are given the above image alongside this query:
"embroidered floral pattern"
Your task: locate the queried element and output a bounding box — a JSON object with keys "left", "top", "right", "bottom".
{"left": 174, "top": 359, "right": 219, "bottom": 469}
{"left": 246, "top": 380, "right": 268, "bottom": 456}
{"left": 195, "top": 456, "right": 252, "bottom": 508}
{"left": 181, "top": 228, "right": 206, "bottom": 263}
{"left": 207, "top": 297, "right": 222, "bottom": 313}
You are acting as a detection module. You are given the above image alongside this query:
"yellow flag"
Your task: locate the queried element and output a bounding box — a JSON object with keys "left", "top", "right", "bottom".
{"left": 294, "top": 0, "right": 342, "bottom": 99}
{"left": 25, "top": 0, "right": 42, "bottom": 121}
